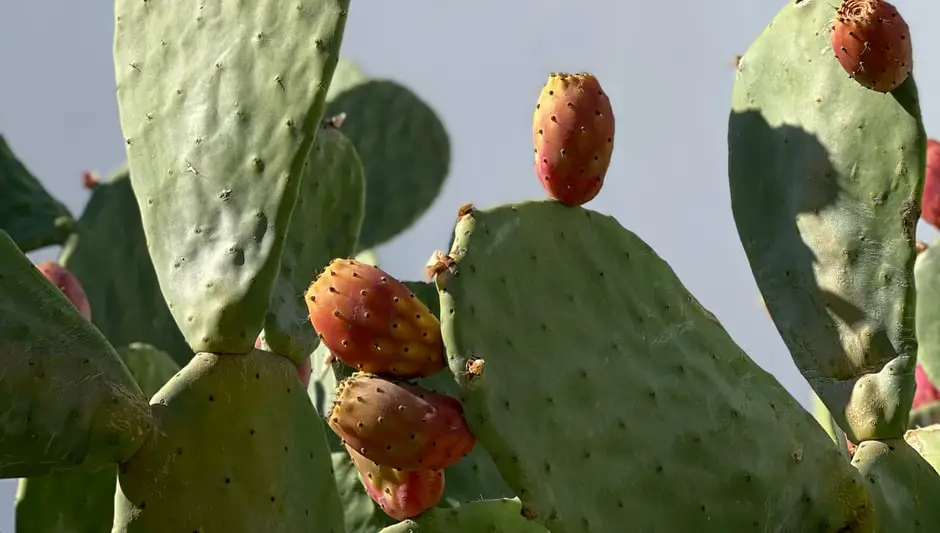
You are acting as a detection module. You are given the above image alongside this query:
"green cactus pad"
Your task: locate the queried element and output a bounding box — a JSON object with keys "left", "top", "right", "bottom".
{"left": 262, "top": 121, "right": 365, "bottom": 364}
{"left": 0, "top": 230, "right": 151, "bottom": 478}
{"left": 113, "top": 0, "right": 351, "bottom": 354}
{"left": 325, "top": 79, "right": 451, "bottom": 250}
{"left": 728, "top": 0, "right": 925, "bottom": 442}
{"left": 59, "top": 165, "right": 192, "bottom": 366}
{"left": 112, "top": 350, "right": 344, "bottom": 532}
{"left": 437, "top": 202, "right": 876, "bottom": 533}
{"left": 379, "top": 499, "right": 548, "bottom": 533}
{"left": 15, "top": 343, "right": 180, "bottom": 533}
{"left": 0, "top": 135, "right": 74, "bottom": 253}
{"left": 915, "top": 238, "right": 940, "bottom": 386}
{"left": 850, "top": 439, "right": 940, "bottom": 532}
{"left": 905, "top": 425, "right": 940, "bottom": 474}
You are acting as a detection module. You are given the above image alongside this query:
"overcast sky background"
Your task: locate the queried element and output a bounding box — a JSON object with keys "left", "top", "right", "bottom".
{"left": 2, "top": 1, "right": 939, "bottom": 529}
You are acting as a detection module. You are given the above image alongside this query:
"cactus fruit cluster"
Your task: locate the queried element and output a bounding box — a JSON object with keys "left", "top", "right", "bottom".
{"left": 6, "top": 0, "right": 940, "bottom": 531}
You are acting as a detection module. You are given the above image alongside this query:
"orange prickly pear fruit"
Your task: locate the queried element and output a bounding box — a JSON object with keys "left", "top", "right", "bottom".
{"left": 532, "top": 72, "right": 615, "bottom": 206}
{"left": 345, "top": 444, "right": 444, "bottom": 520}
{"left": 327, "top": 373, "right": 476, "bottom": 470}
{"left": 830, "top": 0, "right": 912, "bottom": 93}
{"left": 36, "top": 261, "right": 91, "bottom": 321}
{"left": 304, "top": 258, "right": 445, "bottom": 379}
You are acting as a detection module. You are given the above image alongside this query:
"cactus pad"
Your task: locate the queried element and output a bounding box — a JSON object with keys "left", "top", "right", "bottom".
{"left": 325, "top": 79, "right": 451, "bottom": 250}
{"left": 59, "top": 165, "right": 191, "bottom": 366}
{"left": 0, "top": 230, "right": 151, "bottom": 477}
{"left": 378, "top": 499, "right": 549, "bottom": 533}
{"left": 113, "top": 0, "right": 351, "bottom": 354}
{"left": 0, "top": 135, "right": 74, "bottom": 253}
{"left": 905, "top": 424, "right": 940, "bottom": 474}
{"left": 850, "top": 439, "right": 940, "bottom": 532}
{"left": 15, "top": 343, "right": 180, "bottom": 533}
{"left": 263, "top": 121, "right": 365, "bottom": 364}
{"left": 112, "top": 350, "right": 344, "bottom": 533}
{"left": 437, "top": 201, "right": 876, "bottom": 533}
{"left": 729, "top": 0, "right": 925, "bottom": 442}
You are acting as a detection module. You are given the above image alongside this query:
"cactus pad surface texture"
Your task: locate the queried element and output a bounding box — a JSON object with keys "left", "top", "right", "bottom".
{"left": 0, "top": 231, "right": 151, "bottom": 478}
{"left": 112, "top": 0, "right": 351, "bottom": 354}
{"left": 436, "top": 201, "right": 876, "bottom": 533}
{"left": 729, "top": 0, "right": 925, "bottom": 443}
{"left": 111, "top": 350, "right": 345, "bottom": 532}
{"left": 14, "top": 343, "right": 180, "bottom": 533}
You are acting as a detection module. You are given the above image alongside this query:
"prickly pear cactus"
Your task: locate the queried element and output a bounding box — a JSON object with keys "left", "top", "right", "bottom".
{"left": 850, "top": 439, "right": 940, "bottom": 532}
{"left": 906, "top": 425, "right": 940, "bottom": 474}
{"left": 58, "top": 164, "right": 192, "bottom": 366}
{"left": 112, "top": 0, "right": 351, "bottom": 354}
{"left": 112, "top": 351, "right": 345, "bottom": 532}
{"left": 729, "top": 0, "right": 925, "bottom": 443}
{"left": 0, "top": 230, "right": 152, "bottom": 478}
{"left": 324, "top": 78, "right": 451, "bottom": 250}
{"left": 15, "top": 343, "right": 180, "bottom": 533}
{"left": 435, "top": 202, "right": 876, "bottom": 533}
{"left": 261, "top": 120, "right": 365, "bottom": 364}
{"left": 0, "top": 136, "right": 74, "bottom": 252}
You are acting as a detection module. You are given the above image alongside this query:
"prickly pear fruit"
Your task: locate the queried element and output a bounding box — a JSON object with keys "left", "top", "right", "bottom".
{"left": 35, "top": 261, "right": 91, "bottom": 321}
{"left": 327, "top": 373, "right": 476, "bottom": 470}
{"left": 830, "top": 0, "right": 912, "bottom": 93}
{"left": 915, "top": 365, "right": 940, "bottom": 409}
{"left": 532, "top": 72, "right": 614, "bottom": 206}
{"left": 305, "top": 258, "right": 446, "bottom": 379}
{"left": 345, "top": 444, "right": 444, "bottom": 520}
{"left": 922, "top": 139, "right": 940, "bottom": 228}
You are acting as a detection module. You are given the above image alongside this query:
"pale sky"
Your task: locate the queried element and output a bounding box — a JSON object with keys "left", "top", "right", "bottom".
{"left": 2, "top": 1, "right": 939, "bottom": 530}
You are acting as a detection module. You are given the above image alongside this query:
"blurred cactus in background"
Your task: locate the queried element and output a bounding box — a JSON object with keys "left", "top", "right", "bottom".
{"left": 3, "top": 0, "right": 940, "bottom": 532}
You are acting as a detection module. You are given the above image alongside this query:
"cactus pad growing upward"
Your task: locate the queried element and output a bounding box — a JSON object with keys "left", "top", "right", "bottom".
{"left": 112, "top": 0, "right": 351, "bottom": 354}
{"left": 112, "top": 350, "right": 345, "bottom": 533}
{"left": 436, "top": 201, "right": 876, "bottom": 533}
{"left": 729, "top": 0, "right": 925, "bottom": 442}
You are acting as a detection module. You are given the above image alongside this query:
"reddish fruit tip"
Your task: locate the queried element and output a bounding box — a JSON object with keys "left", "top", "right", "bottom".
{"left": 36, "top": 261, "right": 92, "bottom": 321}
{"left": 830, "top": 0, "right": 912, "bottom": 93}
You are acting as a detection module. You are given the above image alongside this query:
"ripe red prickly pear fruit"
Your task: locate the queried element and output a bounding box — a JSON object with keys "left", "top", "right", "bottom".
{"left": 532, "top": 72, "right": 615, "bottom": 206}
{"left": 830, "top": 0, "right": 912, "bottom": 93}
{"left": 921, "top": 139, "right": 940, "bottom": 229}
{"left": 305, "top": 258, "right": 445, "bottom": 379}
{"left": 345, "top": 444, "right": 444, "bottom": 520}
{"left": 327, "top": 373, "right": 476, "bottom": 470}
{"left": 36, "top": 261, "right": 91, "bottom": 321}
{"left": 913, "top": 365, "right": 940, "bottom": 410}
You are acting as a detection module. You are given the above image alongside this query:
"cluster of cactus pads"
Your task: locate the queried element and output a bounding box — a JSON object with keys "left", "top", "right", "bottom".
{"left": 8, "top": 0, "right": 940, "bottom": 531}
